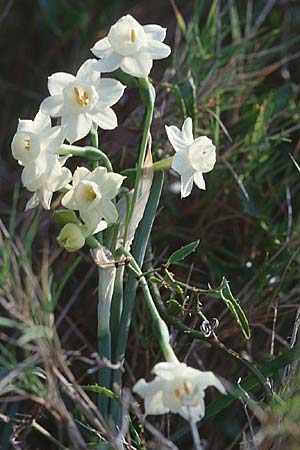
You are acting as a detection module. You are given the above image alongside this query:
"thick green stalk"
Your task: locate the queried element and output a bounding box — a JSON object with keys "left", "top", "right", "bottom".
{"left": 123, "top": 78, "right": 155, "bottom": 244}
{"left": 110, "top": 172, "right": 164, "bottom": 420}
{"left": 110, "top": 265, "right": 125, "bottom": 353}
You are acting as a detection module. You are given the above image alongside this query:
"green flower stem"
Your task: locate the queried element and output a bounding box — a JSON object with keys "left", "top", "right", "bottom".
{"left": 91, "top": 122, "right": 99, "bottom": 170}
{"left": 85, "top": 236, "right": 101, "bottom": 249}
{"left": 153, "top": 156, "right": 173, "bottom": 171}
{"left": 91, "top": 122, "right": 99, "bottom": 148}
{"left": 57, "top": 144, "right": 113, "bottom": 172}
{"left": 149, "top": 281, "right": 273, "bottom": 402}
{"left": 123, "top": 78, "right": 155, "bottom": 244}
{"left": 121, "top": 156, "right": 173, "bottom": 179}
{"left": 119, "top": 247, "right": 178, "bottom": 363}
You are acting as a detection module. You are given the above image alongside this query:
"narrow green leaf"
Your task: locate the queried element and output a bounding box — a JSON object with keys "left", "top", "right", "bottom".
{"left": 219, "top": 277, "right": 251, "bottom": 339}
{"left": 167, "top": 240, "right": 200, "bottom": 266}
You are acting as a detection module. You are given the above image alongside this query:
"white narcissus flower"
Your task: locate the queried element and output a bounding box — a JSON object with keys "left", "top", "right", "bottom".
{"left": 62, "top": 166, "right": 125, "bottom": 234}
{"left": 11, "top": 111, "right": 72, "bottom": 211}
{"left": 40, "top": 59, "right": 125, "bottom": 143}
{"left": 11, "top": 111, "right": 63, "bottom": 166}
{"left": 165, "top": 117, "right": 216, "bottom": 198}
{"left": 133, "top": 361, "right": 225, "bottom": 423}
{"left": 91, "top": 14, "right": 171, "bottom": 78}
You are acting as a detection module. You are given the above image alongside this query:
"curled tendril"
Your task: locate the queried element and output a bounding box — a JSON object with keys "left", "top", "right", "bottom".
{"left": 200, "top": 318, "right": 219, "bottom": 337}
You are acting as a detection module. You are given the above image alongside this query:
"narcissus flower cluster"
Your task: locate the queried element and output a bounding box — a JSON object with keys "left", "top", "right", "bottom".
{"left": 11, "top": 13, "right": 221, "bottom": 427}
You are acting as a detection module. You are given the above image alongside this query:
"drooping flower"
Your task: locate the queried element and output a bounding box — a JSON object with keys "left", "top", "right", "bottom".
{"left": 40, "top": 59, "right": 125, "bottom": 143}
{"left": 91, "top": 15, "right": 171, "bottom": 78}
{"left": 61, "top": 166, "right": 125, "bottom": 234}
{"left": 165, "top": 117, "right": 216, "bottom": 198}
{"left": 11, "top": 111, "right": 63, "bottom": 166}
{"left": 133, "top": 361, "right": 225, "bottom": 422}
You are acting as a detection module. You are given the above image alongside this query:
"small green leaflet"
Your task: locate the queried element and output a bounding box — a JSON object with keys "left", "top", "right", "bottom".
{"left": 81, "top": 385, "right": 116, "bottom": 400}
{"left": 218, "top": 277, "right": 251, "bottom": 339}
{"left": 167, "top": 240, "right": 200, "bottom": 266}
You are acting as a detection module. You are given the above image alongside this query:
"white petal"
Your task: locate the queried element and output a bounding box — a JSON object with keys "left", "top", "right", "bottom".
{"left": 50, "top": 167, "right": 72, "bottom": 191}
{"left": 62, "top": 189, "right": 77, "bottom": 210}
{"left": 143, "top": 24, "right": 167, "bottom": 42}
{"left": 194, "top": 371, "right": 226, "bottom": 395}
{"left": 99, "top": 199, "right": 119, "bottom": 224}
{"left": 180, "top": 399, "right": 205, "bottom": 422}
{"left": 76, "top": 59, "right": 99, "bottom": 84}
{"left": 40, "top": 95, "right": 64, "bottom": 117}
{"left": 120, "top": 53, "right": 152, "bottom": 78}
{"left": 33, "top": 111, "right": 51, "bottom": 134}
{"left": 21, "top": 162, "right": 43, "bottom": 191}
{"left": 165, "top": 125, "right": 189, "bottom": 152}
{"left": 152, "top": 362, "right": 182, "bottom": 380}
{"left": 101, "top": 174, "right": 125, "bottom": 199}
{"left": 91, "top": 37, "right": 111, "bottom": 58}
{"left": 96, "top": 78, "right": 125, "bottom": 107}
{"left": 181, "top": 117, "right": 194, "bottom": 145}
{"left": 39, "top": 188, "right": 53, "bottom": 210}
{"left": 62, "top": 113, "right": 92, "bottom": 143}
{"left": 145, "top": 41, "right": 171, "bottom": 60}
{"left": 17, "top": 119, "right": 34, "bottom": 133}
{"left": 42, "top": 126, "right": 65, "bottom": 153}
{"left": 181, "top": 171, "right": 194, "bottom": 198}
{"left": 145, "top": 389, "right": 168, "bottom": 416}
{"left": 73, "top": 166, "right": 91, "bottom": 186}
{"left": 172, "top": 151, "right": 190, "bottom": 175}
{"left": 25, "top": 193, "right": 40, "bottom": 211}
{"left": 93, "top": 52, "right": 122, "bottom": 73}
{"left": 80, "top": 207, "right": 104, "bottom": 233}
{"left": 93, "top": 219, "right": 108, "bottom": 234}
{"left": 89, "top": 108, "right": 117, "bottom": 130}
{"left": 48, "top": 72, "right": 75, "bottom": 96}
{"left": 134, "top": 378, "right": 169, "bottom": 416}
{"left": 193, "top": 172, "right": 206, "bottom": 190}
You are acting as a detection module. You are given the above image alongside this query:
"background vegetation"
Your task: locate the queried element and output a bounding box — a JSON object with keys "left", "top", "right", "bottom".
{"left": 1, "top": 0, "right": 300, "bottom": 448}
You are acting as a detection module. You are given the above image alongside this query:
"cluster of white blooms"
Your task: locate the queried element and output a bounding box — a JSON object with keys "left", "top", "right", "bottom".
{"left": 10, "top": 13, "right": 222, "bottom": 425}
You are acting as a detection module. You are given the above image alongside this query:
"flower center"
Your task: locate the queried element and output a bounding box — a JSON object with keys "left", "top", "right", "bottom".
{"left": 24, "top": 138, "right": 30, "bottom": 151}
{"left": 130, "top": 29, "right": 137, "bottom": 43}
{"left": 173, "top": 382, "right": 192, "bottom": 399}
{"left": 73, "top": 86, "right": 90, "bottom": 107}
{"left": 84, "top": 185, "right": 96, "bottom": 202}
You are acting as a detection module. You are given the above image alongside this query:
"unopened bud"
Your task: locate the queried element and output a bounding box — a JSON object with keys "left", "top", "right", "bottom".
{"left": 57, "top": 223, "right": 85, "bottom": 253}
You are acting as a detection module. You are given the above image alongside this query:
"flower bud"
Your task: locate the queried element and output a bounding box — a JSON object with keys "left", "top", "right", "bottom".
{"left": 57, "top": 223, "right": 85, "bottom": 253}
